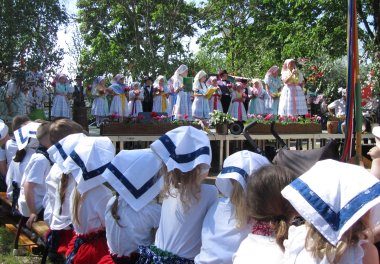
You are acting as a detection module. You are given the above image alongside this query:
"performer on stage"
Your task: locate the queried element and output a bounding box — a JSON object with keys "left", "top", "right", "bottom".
{"left": 128, "top": 82, "right": 144, "bottom": 117}
{"left": 207, "top": 76, "right": 223, "bottom": 112}
{"left": 152, "top": 75, "right": 170, "bottom": 114}
{"left": 73, "top": 75, "right": 85, "bottom": 108}
{"left": 141, "top": 76, "right": 154, "bottom": 112}
{"left": 91, "top": 76, "right": 109, "bottom": 127}
{"left": 107, "top": 74, "right": 129, "bottom": 119}
{"left": 51, "top": 74, "right": 73, "bottom": 119}
{"left": 192, "top": 70, "right": 210, "bottom": 120}
{"left": 171, "top": 64, "right": 190, "bottom": 120}
{"left": 218, "top": 70, "right": 232, "bottom": 113}
{"left": 278, "top": 59, "right": 307, "bottom": 116}
{"left": 248, "top": 79, "right": 266, "bottom": 115}
{"left": 228, "top": 82, "right": 247, "bottom": 121}
{"left": 264, "top": 65, "right": 282, "bottom": 115}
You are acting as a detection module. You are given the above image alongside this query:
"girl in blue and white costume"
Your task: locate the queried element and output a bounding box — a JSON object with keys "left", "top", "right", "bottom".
{"left": 264, "top": 66, "right": 282, "bottom": 115}
{"left": 51, "top": 74, "right": 73, "bottom": 119}
{"left": 91, "top": 76, "right": 109, "bottom": 127}
{"left": 192, "top": 70, "right": 210, "bottom": 120}
{"left": 108, "top": 74, "right": 129, "bottom": 118}
{"left": 195, "top": 151, "right": 270, "bottom": 264}
{"left": 128, "top": 82, "right": 144, "bottom": 117}
{"left": 172, "top": 65, "right": 190, "bottom": 120}
{"left": 152, "top": 75, "right": 170, "bottom": 114}
{"left": 207, "top": 76, "right": 223, "bottom": 112}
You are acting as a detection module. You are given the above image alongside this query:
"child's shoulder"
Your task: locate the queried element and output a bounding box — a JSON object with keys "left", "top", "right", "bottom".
{"left": 201, "top": 184, "right": 218, "bottom": 198}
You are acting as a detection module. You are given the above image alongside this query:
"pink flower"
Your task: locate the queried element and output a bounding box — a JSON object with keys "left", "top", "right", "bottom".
{"left": 263, "top": 114, "right": 273, "bottom": 121}
{"left": 257, "top": 115, "right": 263, "bottom": 119}
{"left": 184, "top": 114, "right": 189, "bottom": 119}
{"left": 305, "top": 113, "right": 311, "bottom": 118}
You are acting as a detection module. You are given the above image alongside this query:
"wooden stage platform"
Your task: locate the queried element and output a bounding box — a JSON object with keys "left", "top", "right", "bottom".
{"left": 89, "top": 127, "right": 375, "bottom": 171}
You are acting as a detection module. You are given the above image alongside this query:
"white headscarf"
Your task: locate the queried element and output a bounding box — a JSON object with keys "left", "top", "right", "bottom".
{"left": 171, "top": 64, "right": 188, "bottom": 82}
{"left": 91, "top": 76, "right": 105, "bottom": 95}
{"left": 193, "top": 70, "right": 207, "bottom": 92}
{"left": 153, "top": 75, "right": 167, "bottom": 88}
{"left": 111, "top": 74, "right": 125, "bottom": 85}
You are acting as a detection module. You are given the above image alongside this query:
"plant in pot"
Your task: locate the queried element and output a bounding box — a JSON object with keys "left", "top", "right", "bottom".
{"left": 209, "top": 110, "right": 236, "bottom": 134}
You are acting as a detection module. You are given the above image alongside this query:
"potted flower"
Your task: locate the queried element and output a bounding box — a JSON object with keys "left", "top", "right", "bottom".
{"left": 209, "top": 110, "right": 236, "bottom": 134}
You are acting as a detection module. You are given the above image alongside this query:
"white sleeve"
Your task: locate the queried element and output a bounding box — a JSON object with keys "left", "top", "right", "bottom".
{"left": 24, "top": 155, "right": 50, "bottom": 184}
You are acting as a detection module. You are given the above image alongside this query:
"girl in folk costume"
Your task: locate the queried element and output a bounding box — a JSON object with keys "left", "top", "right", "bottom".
{"left": 45, "top": 119, "right": 86, "bottom": 260}
{"left": 167, "top": 78, "right": 177, "bottom": 116}
{"left": 248, "top": 79, "right": 266, "bottom": 115}
{"left": 6, "top": 122, "right": 40, "bottom": 214}
{"left": 51, "top": 74, "right": 73, "bottom": 119}
{"left": 228, "top": 82, "right": 247, "bottom": 121}
{"left": 99, "top": 148, "right": 163, "bottom": 264}
{"left": 138, "top": 126, "right": 218, "bottom": 263}
{"left": 91, "top": 76, "right": 109, "bottom": 127}
{"left": 128, "top": 82, "right": 144, "bottom": 117}
{"left": 233, "top": 165, "right": 297, "bottom": 264}
{"left": 192, "top": 70, "right": 210, "bottom": 120}
{"left": 18, "top": 122, "right": 52, "bottom": 230}
{"left": 108, "top": 74, "right": 129, "bottom": 118}
{"left": 282, "top": 160, "right": 380, "bottom": 264}
{"left": 152, "top": 75, "right": 170, "bottom": 114}
{"left": 278, "top": 59, "right": 307, "bottom": 116}
{"left": 172, "top": 64, "right": 190, "bottom": 120}
{"left": 195, "top": 151, "right": 270, "bottom": 264}
{"left": 63, "top": 136, "right": 114, "bottom": 264}
{"left": 207, "top": 76, "right": 223, "bottom": 112}
{"left": 264, "top": 65, "right": 282, "bottom": 115}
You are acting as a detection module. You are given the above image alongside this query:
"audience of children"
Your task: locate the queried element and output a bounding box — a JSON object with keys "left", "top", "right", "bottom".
{"left": 4, "top": 109, "right": 380, "bottom": 264}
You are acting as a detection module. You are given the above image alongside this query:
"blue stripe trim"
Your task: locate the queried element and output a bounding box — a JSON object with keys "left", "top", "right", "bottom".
{"left": 69, "top": 151, "right": 109, "bottom": 181}
{"left": 55, "top": 143, "right": 68, "bottom": 160}
{"left": 291, "top": 178, "right": 380, "bottom": 231}
{"left": 107, "top": 163, "right": 160, "bottom": 199}
{"left": 17, "top": 127, "right": 29, "bottom": 144}
{"left": 221, "top": 166, "right": 249, "bottom": 181}
{"left": 158, "top": 135, "right": 210, "bottom": 163}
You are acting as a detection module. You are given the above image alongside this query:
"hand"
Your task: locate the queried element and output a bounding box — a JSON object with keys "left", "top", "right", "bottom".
{"left": 368, "top": 146, "right": 380, "bottom": 160}
{"left": 26, "top": 213, "right": 38, "bottom": 229}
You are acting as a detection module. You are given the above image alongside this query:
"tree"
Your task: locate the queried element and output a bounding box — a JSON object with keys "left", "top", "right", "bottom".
{"left": 0, "top": 0, "right": 68, "bottom": 81}
{"left": 77, "top": 0, "right": 199, "bottom": 80}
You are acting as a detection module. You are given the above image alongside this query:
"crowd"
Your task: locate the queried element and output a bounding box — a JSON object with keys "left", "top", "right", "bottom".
{"left": 1, "top": 113, "right": 380, "bottom": 263}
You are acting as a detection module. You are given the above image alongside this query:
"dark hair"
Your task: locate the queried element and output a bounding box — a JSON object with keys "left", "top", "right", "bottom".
{"left": 49, "top": 119, "right": 84, "bottom": 144}
{"left": 246, "top": 165, "right": 297, "bottom": 250}
{"left": 13, "top": 148, "right": 26, "bottom": 162}
{"left": 220, "top": 70, "right": 228, "bottom": 75}
{"left": 11, "top": 115, "right": 30, "bottom": 132}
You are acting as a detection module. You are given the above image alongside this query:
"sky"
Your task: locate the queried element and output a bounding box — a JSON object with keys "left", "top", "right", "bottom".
{"left": 57, "top": 0, "right": 202, "bottom": 77}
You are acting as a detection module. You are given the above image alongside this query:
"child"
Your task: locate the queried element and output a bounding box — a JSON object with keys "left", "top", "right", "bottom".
{"left": 152, "top": 75, "right": 170, "bottom": 114}
{"left": 18, "top": 121, "right": 52, "bottom": 228}
{"left": 128, "top": 82, "right": 144, "bottom": 117}
{"left": 138, "top": 126, "right": 218, "bottom": 263}
{"left": 233, "top": 165, "right": 297, "bottom": 264}
{"left": 51, "top": 74, "right": 73, "bottom": 119}
{"left": 108, "top": 74, "right": 129, "bottom": 119}
{"left": 264, "top": 66, "right": 282, "bottom": 115}
{"left": 281, "top": 159, "right": 380, "bottom": 263}
{"left": 171, "top": 64, "right": 190, "bottom": 120}
{"left": 195, "top": 150, "right": 271, "bottom": 264}
{"left": 63, "top": 136, "right": 114, "bottom": 264}
{"left": 248, "top": 79, "right": 266, "bottom": 115}
{"left": 5, "top": 115, "right": 30, "bottom": 167}
{"left": 0, "top": 121, "right": 9, "bottom": 187}
{"left": 207, "top": 76, "right": 223, "bottom": 112}
{"left": 46, "top": 122, "right": 86, "bottom": 260}
{"left": 192, "top": 70, "right": 210, "bottom": 120}
{"left": 91, "top": 76, "right": 109, "bottom": 127}
{"left": 99, "top": 148, "right": 163, "bottom": 263}
{"left": 228, "top": 82, "right": 247, "bottom": 121}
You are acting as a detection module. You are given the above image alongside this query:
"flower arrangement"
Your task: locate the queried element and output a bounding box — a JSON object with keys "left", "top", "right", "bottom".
{"left": 246, "top": 113, "right": 321, "bottom": 125}
{"left": 209, "top": 110, "right": 236, "bottom": 126}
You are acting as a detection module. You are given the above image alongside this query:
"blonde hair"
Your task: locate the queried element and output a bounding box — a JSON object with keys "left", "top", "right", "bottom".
{"left": 305, "top": 218, "right": 369, "bottom": 263}
{"left": 246, "top": 165, "right": 297, "bottom": 250}
{"left": 36, "top": 121, "right": 50, "bottom": 141}
{"left": 110, "top": 193, "right": 122, "bottom": 227}
{"left": 162, "top": 163, "right": 208, "bottom": 210}
{"left": 71, "top": 185, "right": 85, "bottom": 226}
{"left": 230, "top": 180, "right": 248, "bottom": 228}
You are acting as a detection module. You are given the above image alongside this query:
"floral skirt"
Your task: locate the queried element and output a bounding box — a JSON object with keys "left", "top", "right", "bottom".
{"left": 137, "top": 245, "right": 194, "bottom": 264}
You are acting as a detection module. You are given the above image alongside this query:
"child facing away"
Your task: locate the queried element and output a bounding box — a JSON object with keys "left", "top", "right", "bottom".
{"left": 192, "top": 70, "right": 210, "bottom": 120}
{"left": 248, "top": 79, "right": 266, "bottom": 115}
{"left": 152, "top": 75, "right": 170, "bottom": 114}
{"left": 107, "top": 74, "right": 129, "bottom": 119}
{"left": 128, "top": 82, "right": 144, "bottom": 117}
{"left": 51, "top": 74, "right": 73, "bottom": 119}
{"left": 281, "top": 159, "right": 380, "bottom": 264}
{"left": 99, "top": 148, "right": 163, "bottom": 263}
{"left": 62, "top": 136, "right": 114, "bottom": 264}
{"left": 228, "top": 82, "right": 247, "bottom": 121}
{"left": 18, "top": 121, "right": 52, "bottom": 229}
{"left": 195, "top": 150, "right": 271, "bottom": 264}
{"left": 91, "top": 76, "right": 109, "bottom": 127}
{"left": 233, "top": 165, "right": 298, "bottom": 264}
{"left": 138, "top": 126, "right": 218, "bottom": 263}
{"left": 207, "top": 76, "right": 223, "bottom": 113}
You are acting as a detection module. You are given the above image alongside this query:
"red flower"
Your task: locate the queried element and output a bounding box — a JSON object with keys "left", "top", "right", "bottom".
{"left": 137, "top": 115, "right": 144, "bottom": 120}
{"left": 317, "top": 72, "right": 324, "bottom": 77}
{"left": 184, "top": 114, "right": 189, "bottom": 119}
{"left": 263, "top": 114, "right": 273, "bottom": 121}
{"left": 305, "top": 113, "right": 311, "bottom": 118}
{"left": 151, "top": 112, "right": 157, "bottom": 117}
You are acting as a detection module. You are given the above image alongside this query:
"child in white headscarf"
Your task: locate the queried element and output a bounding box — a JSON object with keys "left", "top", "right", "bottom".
{"left": 207, "top": 76, "right": 223, "bottom": 112}
{"left": 128, "top": 82, "right": 144, "bottom": 117}
{"left": 152, "top": 75, "right": 170, "bottom": 114}
{"left": 192, "top": 70, "right": 210, "bottom": 120}
{"left": 91, "top": 76, "right": 109, "bottom": 127}
{"left": 51, "top": 74, "right": 73, "bottom": 119}
{"left": 248, "top": 79, "right": 266, "bottom": 115}
{"left": 107, "top": 74, "right": 129, "bottom": 119}
{"left": 228, "top": 82, "right": 247, "bottom": 121}
{"left": 171, "top": 65, "right": 190, "bottom": 120}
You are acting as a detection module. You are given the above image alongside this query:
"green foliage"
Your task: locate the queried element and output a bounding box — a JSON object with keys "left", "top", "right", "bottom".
{"left": 209, "top": 110, "right": 236, "bottom": 126}
{"left": 77, "top": 0, "right": 200, "bottom": 80}
{"left": 0, "top": 0, "right": 68, "bottom": 81}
